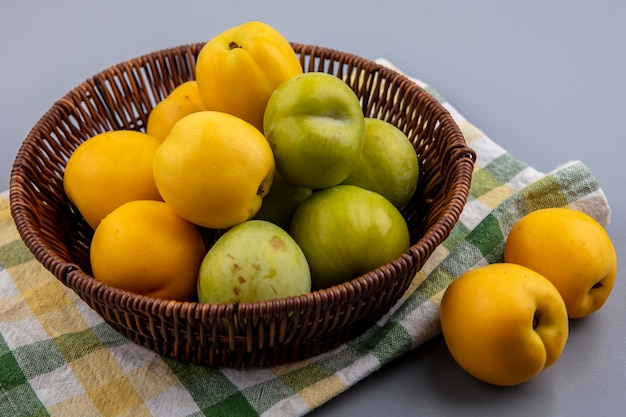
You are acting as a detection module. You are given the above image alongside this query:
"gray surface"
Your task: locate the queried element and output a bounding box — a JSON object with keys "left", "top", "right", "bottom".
{"left": 2, "top": 1, "right": 625, "bottom": 416}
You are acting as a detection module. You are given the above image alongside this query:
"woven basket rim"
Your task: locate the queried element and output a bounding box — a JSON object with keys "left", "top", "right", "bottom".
{"left": 8, "top": 41, "right": 475, "bottom": 366}
{"left": 9, "top": 40, "right": 475, "bottom": 312}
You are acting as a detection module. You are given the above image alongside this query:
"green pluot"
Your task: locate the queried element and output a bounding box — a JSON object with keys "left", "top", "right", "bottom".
{"left": 289, "top": 185, "right": 410, "bottom": 289}
{"left": 263, "top": 72, "right": 365, "bottom": 190}
{"left": 341, "top": 117, "right": 419, "bottom": 209}
{"left": 253, "top": 171, "right": 312, "bottom": 230}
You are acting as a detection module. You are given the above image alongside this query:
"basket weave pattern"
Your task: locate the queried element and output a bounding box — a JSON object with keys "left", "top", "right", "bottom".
{"left": 10, "top": 42, "right": 474, "bottom": 367}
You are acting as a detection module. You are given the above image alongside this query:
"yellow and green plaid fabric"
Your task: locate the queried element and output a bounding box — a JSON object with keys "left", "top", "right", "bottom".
{"left": 1, "top": 62, "right": 610, "bottom": 417}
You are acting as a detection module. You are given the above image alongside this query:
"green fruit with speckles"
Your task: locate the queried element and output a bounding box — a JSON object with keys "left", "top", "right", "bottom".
{"left": 197, "top": 220, "right": 311, "bottom": 304}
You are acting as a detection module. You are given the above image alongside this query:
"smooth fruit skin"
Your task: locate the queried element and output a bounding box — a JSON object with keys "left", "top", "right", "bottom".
{"left": 63, "top": 130, "right": 162, "bottom": 229}
{"left": 263, "top": 72, "right": 366, "bottom": 190}
{"left": 195, "top": 21, "right": 303, "bottom": 132}
{"left": 90, "top": 200, "right": 206, "bottom": 301}
{"left": 289, "top": 185, "right": 410, "bottom": 289}
{"left": 252, "top": 171, "right": 312, "bottom": 230}
{"left": 197, "top": 220, "right": 311, "bottom": 304}
{"left": 153, "top": 111, "right": 275, "bottom": 229}
{"left": 440, "top": 263, "right": 569, "bottom": 386}
{"left": 504, "top": 207, "right": 618, "bottom": 318}
{"left": 341, "top": 117, "right": 419, "bottom": 210}
{"left": 146, "top": 81, "right": 206, "bottom": 142}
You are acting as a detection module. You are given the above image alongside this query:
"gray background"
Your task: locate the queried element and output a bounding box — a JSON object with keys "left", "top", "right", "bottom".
{"left": 2, "top": 1, "right": 625, "bottom": 416}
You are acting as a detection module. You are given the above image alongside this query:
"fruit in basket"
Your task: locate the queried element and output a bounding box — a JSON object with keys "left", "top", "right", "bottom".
{"left": 289, "top": 185, "right": 410, "bottom": 289}
{"left": 63, "top": 130, "right": 162, "bottom": 229}
{"left": 146, "top": 81, "right": 206, "bottom": 142}
{"left": 341, "top": 117, "right": 419, "bottom": 209}
{"left": 504, "top": 207, "right": 617, "bottom": 318}
{"left": 440, "top": 263, "right": 569, "bottom": 386}
{"left": 195, "top": 21, "right": 303, "bottom": 132}
{"left": 252, "top": 171, "right": 312, "bottom": 230}
{"left": 263, "top": 72, "right": 366, "bottom": 189}
{"left": 197, "top": 220, "right": 311, "bottom": 303}
{"left": 153, "top": 111, "right": 275, "bottom": 229}
{"left": 90, "top": 200, "right": 205, "bottom": 301}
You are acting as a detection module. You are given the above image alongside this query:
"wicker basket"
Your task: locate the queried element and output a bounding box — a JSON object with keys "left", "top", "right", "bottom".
{"left": 9, "top": 42, "right": 474, "bottom": 368}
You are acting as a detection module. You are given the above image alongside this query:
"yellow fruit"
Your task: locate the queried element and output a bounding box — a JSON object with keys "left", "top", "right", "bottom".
{"left": 153, "top": 111, "right": 275, "bottom": 229}
{"left": 195, "top": 21, "right": 303, "bottom": 131}
{"left": 90, "top": 200, "right": 205, "bottom": 301}
{"left": 63, "top": 130, "right": 162, "bottom": 229}
{"left": 440, "top": 263, "right": 569, "bottom": 386}
{"left": 146, "top": 81, "right": 206, "bottom": 142}
{"left": 504, "top": 207, "right": 617, "bottom": 318}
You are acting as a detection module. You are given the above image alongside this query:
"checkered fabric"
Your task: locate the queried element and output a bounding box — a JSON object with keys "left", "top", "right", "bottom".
{"left": 1, "top": 61, "right": 611, "bottom": 417}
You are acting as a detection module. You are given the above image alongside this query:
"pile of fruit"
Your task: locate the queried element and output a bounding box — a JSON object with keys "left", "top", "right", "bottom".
{"left": 440, "top": 207, "right": 617, "bottom": 386}
{"left": 62, "top": 21, "right": 420, "bottom": 305}
{"left": 62, "top": 21, "right": 618, "bottom": 387}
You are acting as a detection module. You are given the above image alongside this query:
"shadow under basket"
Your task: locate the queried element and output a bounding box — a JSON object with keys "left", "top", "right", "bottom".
{"left": 9, "top": 42, "right": 475, "bottom": 368}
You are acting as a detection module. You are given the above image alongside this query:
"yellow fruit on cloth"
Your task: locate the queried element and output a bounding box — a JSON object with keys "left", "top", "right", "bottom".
{"left": 153, "top": 111, "right": 275, "bottom": 229}
{"left": 504, "top": 207, "right": 617, "bottom": 318}
{"left": 63, "top": 130, "right": 162, "bottom": 229}
{"left": 146, "top": 81, "right": 206, "bottom": 142}
{"left": 90, "top": 200, "right": 205, "bottom": 301}
{"left": 440, "top": 263, "right": 569, "bottom": 386}
{"left": 195, "top": 21, "right": 303, "bottom": 132}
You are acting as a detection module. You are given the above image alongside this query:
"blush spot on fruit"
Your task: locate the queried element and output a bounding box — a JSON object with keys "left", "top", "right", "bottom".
{"left": 270, "top": 236, "right": 287, "bottom": 252}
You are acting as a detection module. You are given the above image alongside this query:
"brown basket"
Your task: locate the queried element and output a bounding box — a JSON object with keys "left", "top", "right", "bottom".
{"left": 9, "top": 42, "right": 475, "bottom": 368}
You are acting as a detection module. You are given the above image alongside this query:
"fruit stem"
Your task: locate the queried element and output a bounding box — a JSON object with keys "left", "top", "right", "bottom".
{"left": 229, "top": 41, "right": 241, "bottom": 50}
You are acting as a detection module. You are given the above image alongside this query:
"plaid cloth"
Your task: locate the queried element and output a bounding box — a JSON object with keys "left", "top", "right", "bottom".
{"left": 0, "top": 61, "right": 611, "bottom": 417}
